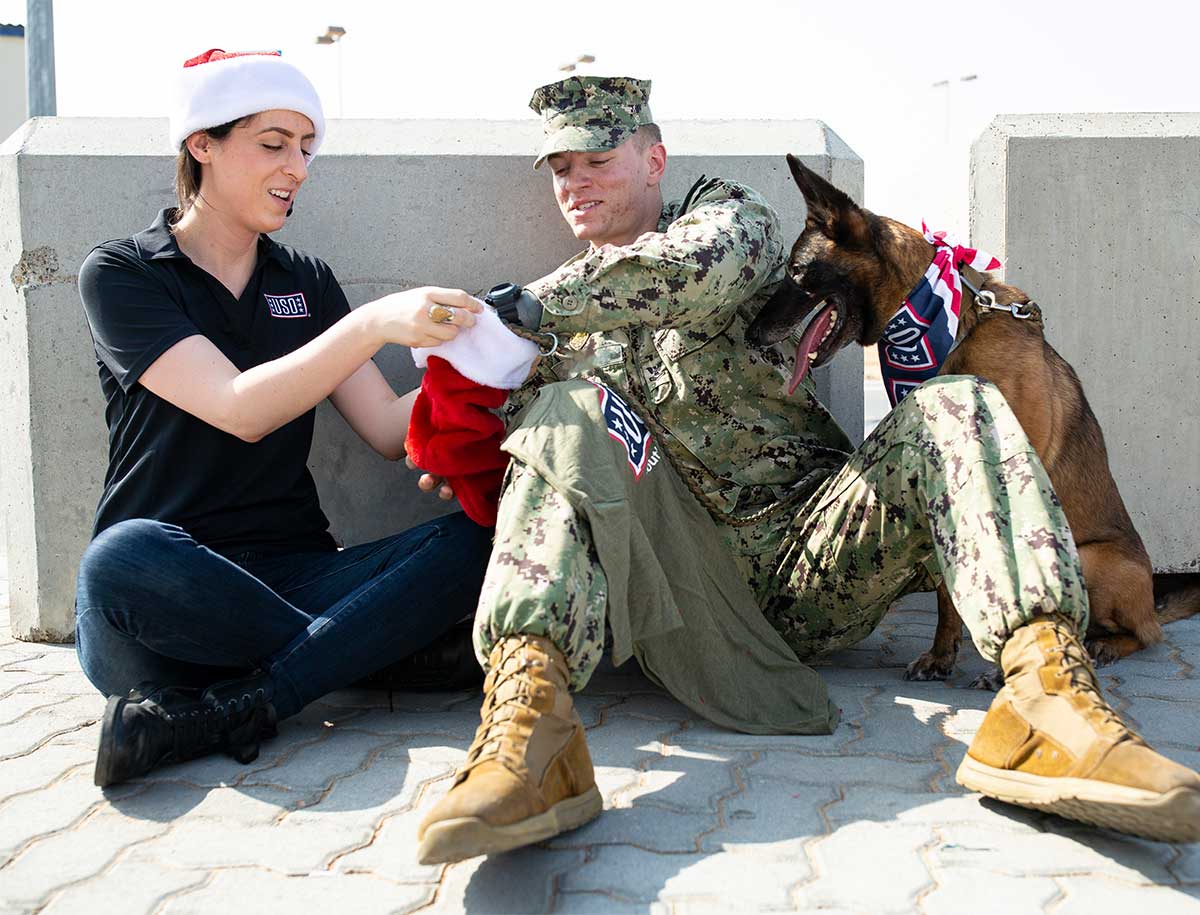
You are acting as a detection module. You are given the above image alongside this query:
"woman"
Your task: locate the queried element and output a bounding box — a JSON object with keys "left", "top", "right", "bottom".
{"left": 75, "top": 48, "right": 491, "bottom": 787}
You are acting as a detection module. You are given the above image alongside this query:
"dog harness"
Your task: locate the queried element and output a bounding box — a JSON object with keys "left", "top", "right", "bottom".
{"left": 878, "top": 225, "right": 1002, "bottom": 406}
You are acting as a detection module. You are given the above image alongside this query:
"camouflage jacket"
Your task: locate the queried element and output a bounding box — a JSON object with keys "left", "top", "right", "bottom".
{"left": 508, "top": 176, "right": 853, "bottom": 537}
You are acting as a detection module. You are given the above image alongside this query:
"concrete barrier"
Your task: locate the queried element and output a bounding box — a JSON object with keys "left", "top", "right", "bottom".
{"left": 0, "top": 117, "right": 864, "bottom": 642}
{"left": 971, "top": 113, "right": 1200, "bottom": 573}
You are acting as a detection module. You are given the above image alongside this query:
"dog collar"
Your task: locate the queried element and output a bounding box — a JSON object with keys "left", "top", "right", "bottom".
{"left": 877, "top": 225, "right": 1002, "bottom": 407}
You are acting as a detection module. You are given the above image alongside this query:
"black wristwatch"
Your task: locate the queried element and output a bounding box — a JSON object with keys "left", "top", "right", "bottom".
{"left": 484, "top": 282, "right": 542, "bottom": 330}
{"left": 484, "top": 283, "right": 523, "bottom": 323}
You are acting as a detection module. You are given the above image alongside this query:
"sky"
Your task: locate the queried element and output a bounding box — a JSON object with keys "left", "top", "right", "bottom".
{"left": 3, "top": 0, "right": 1199, "bottom": 236}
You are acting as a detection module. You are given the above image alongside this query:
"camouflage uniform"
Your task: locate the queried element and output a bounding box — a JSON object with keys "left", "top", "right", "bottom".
{"left": 475, "top": 77, "right": 1088, "bottom": 708}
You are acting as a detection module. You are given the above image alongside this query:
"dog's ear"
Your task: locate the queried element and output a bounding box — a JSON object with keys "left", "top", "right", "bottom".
{"left": 786, "top": 153, "right": 871, "bottom": 248}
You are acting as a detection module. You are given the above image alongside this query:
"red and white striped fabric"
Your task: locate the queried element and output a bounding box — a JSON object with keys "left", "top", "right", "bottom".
{"left": 920, "top": 222, "right": 1003, "bottom": 340}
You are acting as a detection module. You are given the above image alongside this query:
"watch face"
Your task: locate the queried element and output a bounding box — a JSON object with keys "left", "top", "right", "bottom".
{"left": 486, "top": 282, "right": 520, "bottom": 306}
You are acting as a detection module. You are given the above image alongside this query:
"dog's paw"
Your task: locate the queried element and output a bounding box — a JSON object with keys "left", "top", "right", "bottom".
{"left": 904, "top": 652, "right": 954, "bottom": 681}
{"left": 968, "top": 666, "right": 1005, "bottom": 691}
{"left": 1085, "top": 638, "right": 1122, "bottom": 668}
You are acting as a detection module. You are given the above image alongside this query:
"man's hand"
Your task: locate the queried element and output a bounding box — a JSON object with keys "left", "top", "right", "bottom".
{"left": 406, "top": 455, "right": 455, "bottom": 501}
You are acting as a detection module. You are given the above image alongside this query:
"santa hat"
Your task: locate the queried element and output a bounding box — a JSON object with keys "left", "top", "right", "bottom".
{"left": 169, "top": 49, "right": 326, "bottom": 155}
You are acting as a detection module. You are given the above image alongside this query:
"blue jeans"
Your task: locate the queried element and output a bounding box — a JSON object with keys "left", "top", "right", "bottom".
{"left": 75, "top": 515, "right": 492, "bottom": 719}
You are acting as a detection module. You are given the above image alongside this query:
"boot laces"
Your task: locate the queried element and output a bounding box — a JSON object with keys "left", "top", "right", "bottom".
{"left": 464, "top": 641, "right": 544, "bottom": 767}
{"left": 163, "top": 690, "right": 267, "bottom": 756}
{"left": 1047, "top": 626, "right": 1128, "bottom": 735}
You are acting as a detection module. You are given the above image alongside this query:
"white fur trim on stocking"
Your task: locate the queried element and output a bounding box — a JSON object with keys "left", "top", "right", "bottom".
{"left": 412, "top": 301, "right": 540, "bottom": 390}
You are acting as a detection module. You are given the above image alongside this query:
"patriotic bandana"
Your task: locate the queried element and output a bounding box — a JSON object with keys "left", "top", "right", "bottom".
{"left": 877, "top": 224, "right": 1002, "bottom": 407}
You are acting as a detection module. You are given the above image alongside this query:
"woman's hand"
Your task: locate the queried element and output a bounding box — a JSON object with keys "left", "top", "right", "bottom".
{"left": 362, "top": 287, "right": 482, "bottom": 349}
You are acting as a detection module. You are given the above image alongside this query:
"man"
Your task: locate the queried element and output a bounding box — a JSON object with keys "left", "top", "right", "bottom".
{"left": 416, "top": 76, "right": 1200, "bottom": 864}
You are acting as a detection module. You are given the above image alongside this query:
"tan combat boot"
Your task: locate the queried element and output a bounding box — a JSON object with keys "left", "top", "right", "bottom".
{"left": 417, "top": 634, "right": 603, "bottom": 864}
{"left": 957, "top": 614, "right": 1200, "bottom": 841}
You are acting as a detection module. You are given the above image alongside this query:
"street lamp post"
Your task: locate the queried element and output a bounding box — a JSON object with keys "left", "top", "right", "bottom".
{"left": 930, "top": 74, "right": 980, "bottom": 233}
{"left": 931, "top": 73, "right": 978, "bottom": 144}
{"left": 26, "top": 0, "right": 56, "bottom": 117}
{"left": 315, "top": 25, "right": 346, "bottom": 117}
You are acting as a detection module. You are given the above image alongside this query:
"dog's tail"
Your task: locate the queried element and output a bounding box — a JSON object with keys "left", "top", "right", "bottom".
{"left": 1154, "top": 577, "right": 1200, "bottom": 626}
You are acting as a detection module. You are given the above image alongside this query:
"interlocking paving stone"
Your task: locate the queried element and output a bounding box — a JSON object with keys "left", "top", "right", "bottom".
{"left": 697, "top": 776, "right": 833, "bottom": 854}
{"left": 163, "top": 868, "right": 435, "bottom": 914}
{"left": 560, "top": 844, "right": 813, "bottom": 911}
{"left": 919, "top": 865, "right": 1061, "bottom": 914}
{"left": 0, "top": 771, "right": 110, "bottom": 864}
{"left": 425, "top": 846, "right": 587, "bottom": 914}
{"left": 38, "top": 858, "right": 212, "bottom": 915}
{"left": 794, "top": 819, "right": 937, "bottom": 913}
{"left": 0, "top": 737, "right": 92, "bottom": 797}
{"left": 553, "top": 891, "right": 650, "bottom": 914}
{"left": 1, "top": 796, "right": 176, "bottom": 910}
{"left": 1, "top": 586, "right": 1198, "bottom": 913}
{"left": 1053, "top": 876, "right": 1200, "bottom": 913}
{"left": 751, "top": 748, "right": 944, "bottom": 791}
{"left": 931, "top": 821, "right": 1178, "bottom": 883}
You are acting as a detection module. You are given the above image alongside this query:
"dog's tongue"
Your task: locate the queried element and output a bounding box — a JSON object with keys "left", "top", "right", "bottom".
{"left": 788, "top": 304, "right": 835, "bottom": 395}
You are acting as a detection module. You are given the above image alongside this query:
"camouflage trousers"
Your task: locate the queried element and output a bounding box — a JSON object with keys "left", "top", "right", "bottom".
{"left": 474, "top": 375, "right": 1090, "bottom": 689}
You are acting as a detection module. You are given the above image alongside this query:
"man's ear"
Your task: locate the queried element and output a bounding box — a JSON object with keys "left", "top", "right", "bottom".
{"left": 645, "top": 142, "right": 667, "bottom": 187}
{"left": 786, "top": 153, "right": 870, "bottom": 248}
{"left": 185, "top": 131, "right": 214, "bottom": 164}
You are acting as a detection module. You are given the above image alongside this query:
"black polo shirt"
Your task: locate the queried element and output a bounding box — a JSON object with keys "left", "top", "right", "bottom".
{"left": 79, "top": 208, "right": 351, "bottom": 558}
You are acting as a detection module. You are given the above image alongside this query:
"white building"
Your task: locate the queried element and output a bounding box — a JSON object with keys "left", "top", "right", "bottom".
{"left": 1, "top": 24, "right": 26, "bottom": 144}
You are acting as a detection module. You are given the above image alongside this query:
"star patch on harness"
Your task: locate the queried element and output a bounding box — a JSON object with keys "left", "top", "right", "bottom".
{"left": 878, "top": 225, "right": 1002, "bottom": 407}
{"left": 589, "top": 381, "right": 655, "bottom": 479}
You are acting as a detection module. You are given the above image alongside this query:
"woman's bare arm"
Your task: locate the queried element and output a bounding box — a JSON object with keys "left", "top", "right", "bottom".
{"left": 138, "top": 287, "right": 479, "bottom": 442}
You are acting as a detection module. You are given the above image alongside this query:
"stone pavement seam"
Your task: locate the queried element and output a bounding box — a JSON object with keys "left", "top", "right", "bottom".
{"left": 271, "top": 735, "right": 411, "bottom": 824}
{"left": 784, "top": 785, "right": 843, "bottom": 910}
{"left": 1042, "top": 877, "right": 1069, "bottom": 913}
{"left": 1, "top": 653, "right": 52, "bottom": 671}
{"left": 0, "top": 714, "right": 101, "bottom": 762}
{"left": 0, "top": 759, "right": 90, "bottom": 814}
{"left": 1167, "top": 641, "right": 1196, "bottom": 680}
{"left": 0, "top": 674, "right": 57, "bottom": 701}
{"left": 322, "top": 766, "right": 459, "bottom": 874}
{"left": 0, "top": 778, "right": 151, "bottom": 870}
{"left": 690, "top": 749, "right": 757, "bottom": 853}
{"left": 0, "top": 695, "right": 76, "bottom": 727}
{"left": 828, "top": 685, "right": 884, "bottom": 754}
{"left": 148, "top": 870, "right": 216, "bottom": 915}
{"left": 23, "top": 814, "right": 177, "bottom": 912}
{"left": 606, "top": 718, "right": 694, "bottom": 814}
{"left": 911, "top": 826, "right": 945, "bottom": 912}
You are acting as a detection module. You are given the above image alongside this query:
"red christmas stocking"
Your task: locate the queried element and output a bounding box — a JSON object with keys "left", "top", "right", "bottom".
{"left": 405, "top": 355, "right": 510, "bottom": 527}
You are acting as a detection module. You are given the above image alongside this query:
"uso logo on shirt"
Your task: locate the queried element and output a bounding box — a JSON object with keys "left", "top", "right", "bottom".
{"left": 588, "top": 381, "right": 657, "bottom": 479}
{"left": 264, "top": 292, "right": 309, "bottom": 319}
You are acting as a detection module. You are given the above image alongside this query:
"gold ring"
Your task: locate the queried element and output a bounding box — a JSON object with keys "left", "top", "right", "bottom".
{"left": 428, "top": 304, "right": 454, "bottom": 324}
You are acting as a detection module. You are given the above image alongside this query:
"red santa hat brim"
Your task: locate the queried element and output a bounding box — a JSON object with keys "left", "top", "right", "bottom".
{"left": 169, "top": 50, "right": 326, "bottom": 156}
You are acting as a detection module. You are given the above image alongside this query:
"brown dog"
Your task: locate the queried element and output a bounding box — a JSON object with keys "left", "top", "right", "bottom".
{"left": 748, "top": 153, "right": 1199, "bottom": 682}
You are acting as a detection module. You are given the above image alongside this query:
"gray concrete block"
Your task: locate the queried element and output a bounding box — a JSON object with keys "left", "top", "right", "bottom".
{"left": 0, "top": 117, "right": 865, "bottom": 641}
{"left": 970, "top": 114, "right": 1200, "bottom": 573}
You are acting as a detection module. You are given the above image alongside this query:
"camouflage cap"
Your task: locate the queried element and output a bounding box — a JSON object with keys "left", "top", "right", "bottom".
{"left": 528, "top": 76, "right": 653, "bottom": 169}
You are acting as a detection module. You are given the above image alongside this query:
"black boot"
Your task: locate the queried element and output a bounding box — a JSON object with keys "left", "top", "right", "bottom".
{"left": 356, "top": 620, "right": 484, "bottom": 693}
{"left": 94, "top": 672, "right": 276, "bottom": 788}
